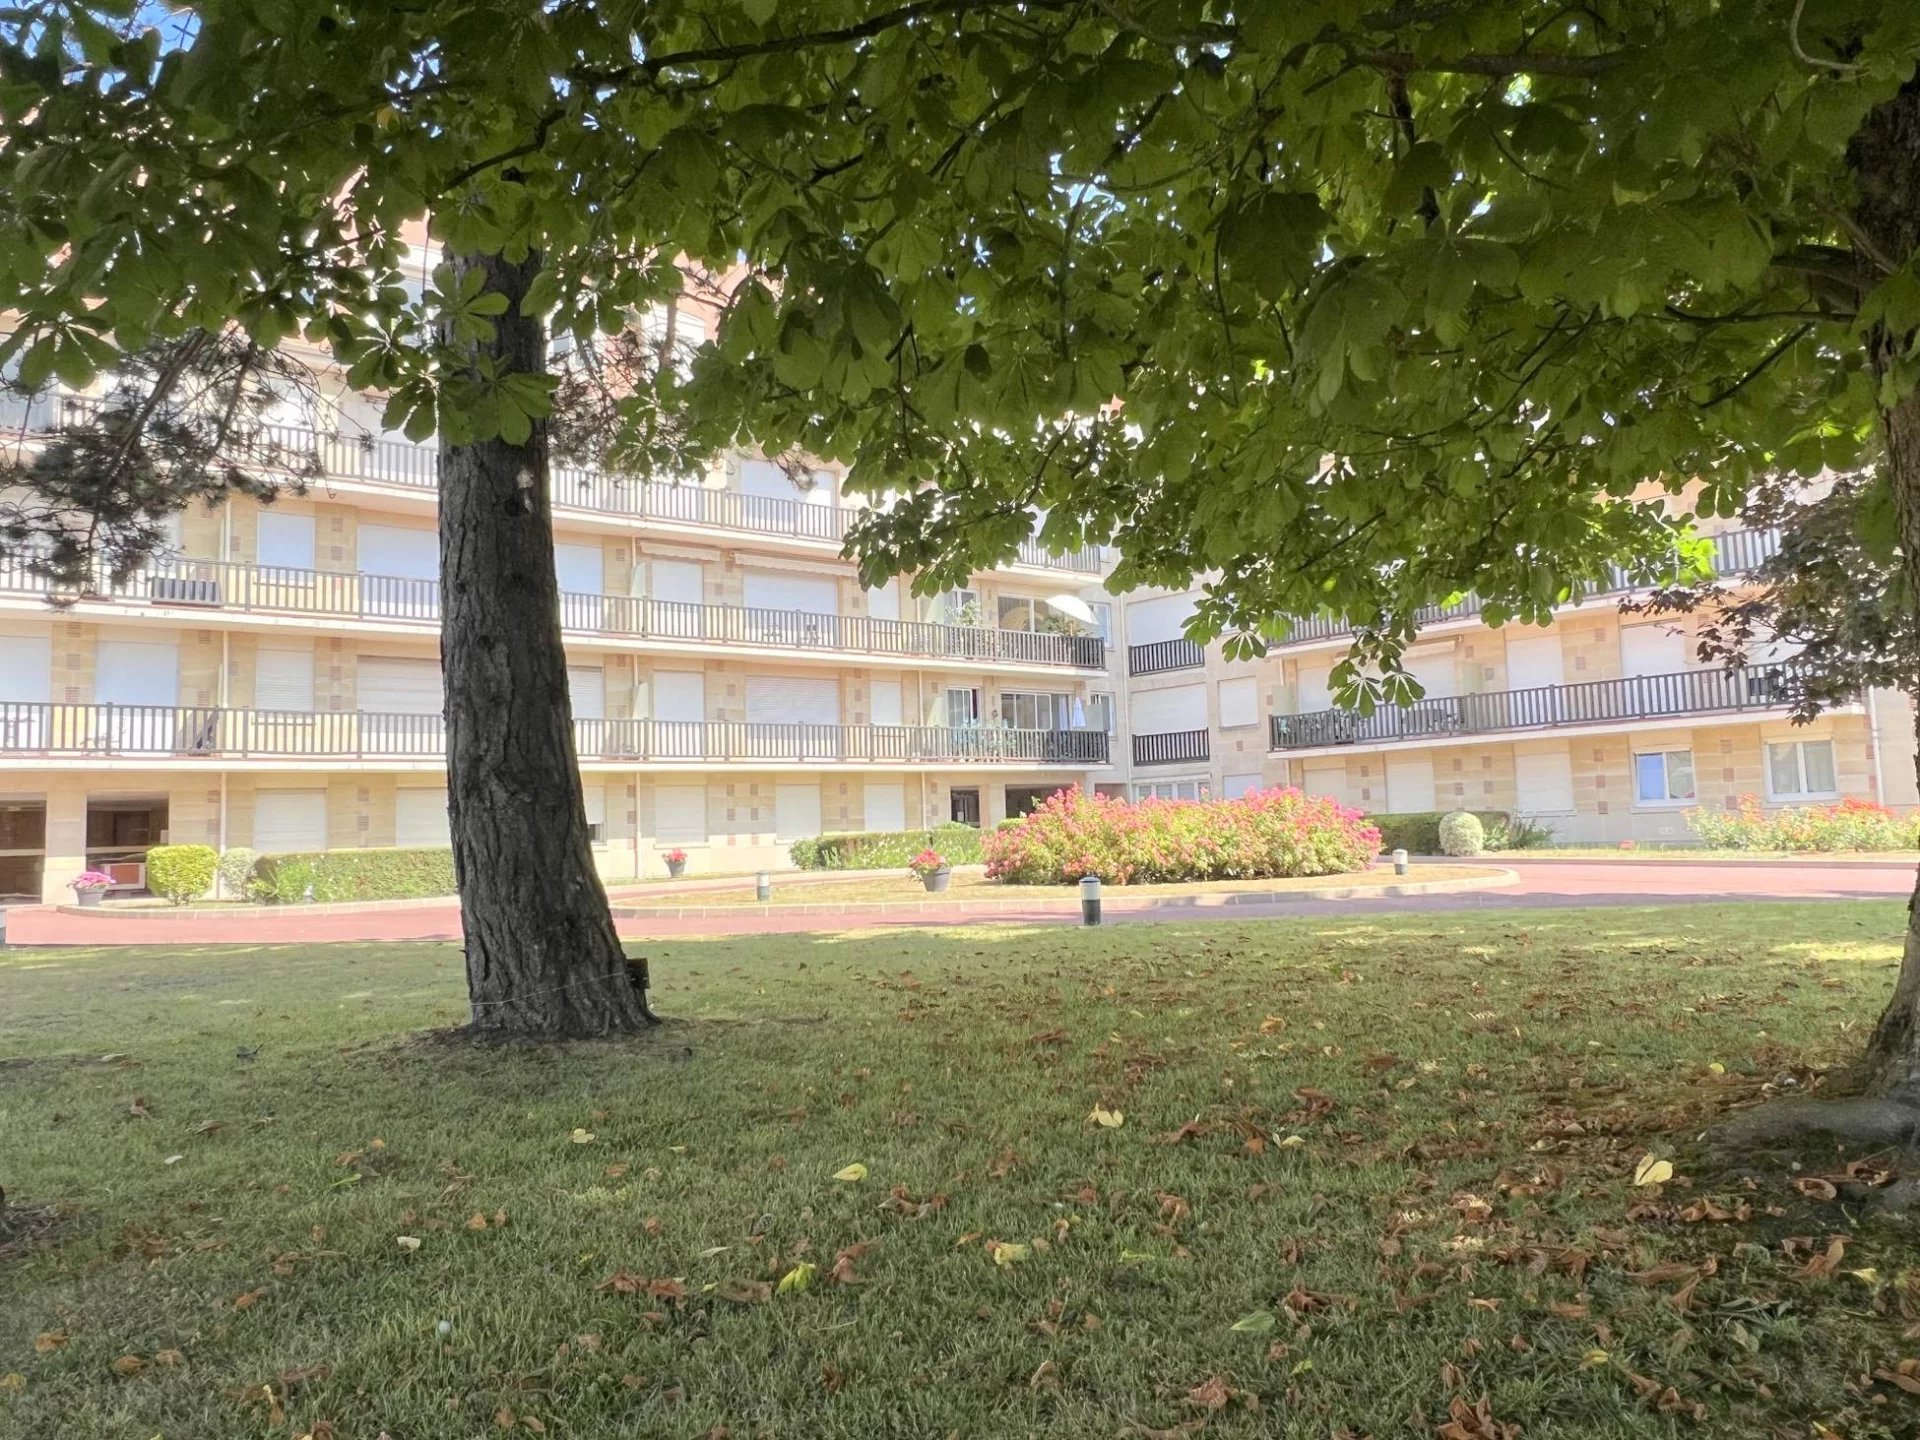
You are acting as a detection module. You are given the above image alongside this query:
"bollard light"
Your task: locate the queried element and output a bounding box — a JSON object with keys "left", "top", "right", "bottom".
{"left": 303, "top": 882, "right": 316, "bottom": 904}
{"left": 1080, "top": 875, "right": 1102, "bottom": 926}
{"left": 1392, "top": 848, "right": 1409, "bottom": 877}
{"left": 755, "top": 870, "right": 772, "bottom": 902}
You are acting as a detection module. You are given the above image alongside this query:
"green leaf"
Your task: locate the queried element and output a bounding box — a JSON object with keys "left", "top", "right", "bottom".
{"left": 1229, "top": 1310, "right": 1277, "bottom": 1334}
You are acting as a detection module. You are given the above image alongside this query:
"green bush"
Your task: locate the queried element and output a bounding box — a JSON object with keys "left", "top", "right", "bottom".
{"left": 1367, "top": 811, "right": 1509, "bottom": 855}
{"left": 145, "top": 844, "right": 218, "bottom": 905}
{"left": 1436, "top": 810, "right": 1486, "bottom": 857}
{"left": 1484, "top": 816, "right": 1556, "bottom": 850}
{"left": 1688, "top": 796, "right": 1918, "bottom": 851}
{"left": 216, "top": 847, "right": 257, "bottom": 898}
{"left": 790, "top": 824, "right": 985, "bottom": 871}
{"left": 253, "top": 847, "right": 458, "bottom": 903}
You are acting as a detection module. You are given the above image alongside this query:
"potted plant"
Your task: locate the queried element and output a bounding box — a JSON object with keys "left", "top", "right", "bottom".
{"left": 70, "top": 870, "right": 114, "bottom": 907}
{"left": 664, "top": 847, "right": 688, "bottom": 879}
{"left": 907, "top": 848, "right": 951, "bottom": 893}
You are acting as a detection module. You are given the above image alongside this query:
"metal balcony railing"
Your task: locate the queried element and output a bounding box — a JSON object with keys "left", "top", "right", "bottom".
{"left": 1277, "top": 528, "right": 1784, "bottom": 646}
{"left": 1127, "top": 638, "right": 1206, "bottom": 676}
{"left": 1131, "top": 728, "right": 1210, "bottom": 767}
{"left": 1268, "top": 664, "right": 1794, "bottom": 751}
{"left": 27, "top": 395, "right": 1107, "bottom": 574}
{"left": 0, "top": 553, "right": 1108, "bottom": 669}
{"left": 0, "top": 702, "right": 1111, "bottom": 766}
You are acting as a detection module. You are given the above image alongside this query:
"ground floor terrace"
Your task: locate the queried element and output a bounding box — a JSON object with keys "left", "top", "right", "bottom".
{"left": 0, "top": 767, "right": 1100, "bottom": 904}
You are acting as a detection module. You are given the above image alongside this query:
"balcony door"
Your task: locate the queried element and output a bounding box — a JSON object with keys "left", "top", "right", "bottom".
{"left": 0, "top": 634, "right": 51, "bottom": 749}
{"left": 358, "top": 524, "right": 440, "bottom": 620}
{"left": 742, "top": 571, "right": 838, "bottom": 647}
{"left": 96, "top": 639, "right": 181, "bottom": 752}
{"left": 1506, "top": 633, "right": 1566, "bottom": 724}
{"left": 555, "top": 543, "right": 606, "bottom": 631}
{"left": 356, "top": 656, "right": 444, "bottom": 754}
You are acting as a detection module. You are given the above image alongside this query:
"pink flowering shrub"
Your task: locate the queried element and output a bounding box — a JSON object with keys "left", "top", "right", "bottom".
{"left": 1689, "top": 795, "right": 1917, "bottom": 852}
{"left": 984, "top": 786, "right": 1380, "bottom": 885}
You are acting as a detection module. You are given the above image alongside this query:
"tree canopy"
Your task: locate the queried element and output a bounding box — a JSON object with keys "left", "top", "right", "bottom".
{"left": 5, "top": 2, "right": 1916, "bottom": 700}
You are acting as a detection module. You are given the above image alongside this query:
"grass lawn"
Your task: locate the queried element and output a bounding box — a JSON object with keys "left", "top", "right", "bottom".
{"left": 3, "top": 904, "right": 1918, "bottom": 1439}
{"left": 1492, "top": 847, "right": 1920, "bottom": 862}
{"left": 656, "top": 864, "right": 1494, "bottom": 908}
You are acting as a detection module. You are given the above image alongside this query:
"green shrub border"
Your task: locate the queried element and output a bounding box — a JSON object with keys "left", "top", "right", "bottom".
{"left": 1367, "top": 811, "right": 1509, "bottom": 855}
{"left": 144, "top": 844, "right": 218, "bottom": 905}
{"left": 790, "top": 824, "right": 985, "bottom": 871}
{"left": 253, "top": 847, "right": 458, "bottom": 903}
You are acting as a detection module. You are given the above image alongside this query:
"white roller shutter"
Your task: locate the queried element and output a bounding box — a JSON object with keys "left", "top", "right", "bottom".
{"left": 1129, "top": 683, "right": 1207, "bottom": 734}
{"left": 567, "top": 666, "right": 606, "bottom": 720}
{"left": 1127, "top": 594, "right": 1194, "bottom": 647}
{"left": 0, "top": 634, "right": 51, "bottom": 748}
{"left": 0, "top": 635, "right": 52, "bottom": 702}
{"left": 1218, "top": 677, "right": 1259, "bottom": 729}
{"left": 395, "top": 788, "right": 450, "bottom": 847}
{"left": 97, "top": 640, "right": 179, "bottom": 705}
{"left": 1404, "top": 646, "right": 1458, "bottom": 699}
{"left": 554, "top": 542, "right": 603, "bottom": 595}
{"left": 1386, "top": 758, "right": 1437, "bottom": 813}
{"left": 1301, "top": 761, "right": 1354, "bottom": 807}
{"left": 1514, "top": 749, "right": 1576, "bottom": 813}
{"left": 647, "top": 560, "right": 705, "bottom": 606}
{"left": 1506, "top": 633, "right": 1566, "bottom": 690}
{"left": 254, "top": 789, "right": 328, "bottom": 853}
{"left": 776, "top": 782, "right": 823, "bottom": 842}
{"left": 654, "top": 783, "right": 707, "bottom": 845}
{"left": 746, "top": 675, "right": 840, "bottom": 726}
{"left": 1621, "top": 624, "right": 1686, "bottom": 678}
{"left": 582, "top": 784, "right": 607, "bottom": 842}
{"left": 740, "top": 460, "right": 830, "bottom": 506}
{"left": 1223, "top": 773, "right": 1263, "bottom": 800}
{"left": 869, "top": 678, "right": 904, "bottom": 727}
{"left": 744, "top": 571, "right": 838, "bottom": 614}
{"left": 357, "top": 656, "right": 442, "bottom": 713}
{"left": 652, "top": 671, "right": 705, "bottom": 723}
{"left": 255, "top": 647, "right": 314, "bottom": 712}
{"left": 357, "top": 524, "right": 438, "bottom": 580}
{"left": 866, "top": 581, "right": 901, "bottom": 621}
{"left": 256, "top": 511, "right": 316, "bottom": 570}
{"left": 864, "top": 781, "right": 905, "bottom": 832}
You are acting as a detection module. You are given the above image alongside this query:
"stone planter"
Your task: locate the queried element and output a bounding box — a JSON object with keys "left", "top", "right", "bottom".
{"left": 73, "top": 889, "right": 104, "bottom": 907}
{"left": 921, "top": 868, "right": 952, "bottom": 893}
{"left": 666, "top": 859, "right": 686, "bottom": 879}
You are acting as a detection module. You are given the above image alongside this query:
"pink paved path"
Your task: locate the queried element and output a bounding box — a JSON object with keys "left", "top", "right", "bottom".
{"left": 3, "top": 860, "right": 1912, "bottom": 947}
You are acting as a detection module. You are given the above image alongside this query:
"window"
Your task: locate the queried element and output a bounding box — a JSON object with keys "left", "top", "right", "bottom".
{"left": 1222, "top": 774, "right": 1262, "bottom": 800}
{"left": 1088, "top": 602, "right": 1113, "bottom": 645}
{"left": 1634, "top": 749, "right": 1697, "bottom": 804}
{"left": 1086, "top": 692, "right": 1115, "bottom": 735}
{"left": 1218, "top": 677, "right": 1259, "bottom": 730}
{"left": 583, "top": 785, "right": 607, "bottom": 845}
{"left": 999, "top": 595, "right": 1038, "bottom": 631}
{"left": 942, "top": 588, "right": 981, "bottom": 625}
{"left": 1001, "top": 691, "right": 1062, "bottom": 731}
{"left": 946, "top": 686, "right": 981, "bottom": 727}
{"left": 1767, "top": 739, "right": 1837, "bottom": 799}
{"left": 1134, "top": 779, "right": 1207, "bottom": 802}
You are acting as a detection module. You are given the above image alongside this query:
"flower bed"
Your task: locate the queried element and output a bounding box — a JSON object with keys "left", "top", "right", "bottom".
{"left": 1688, "top": 795, "right": 1918, "bottom": 852}
{"left": 984, "top": 786, "right": 1380, "bottom": 885}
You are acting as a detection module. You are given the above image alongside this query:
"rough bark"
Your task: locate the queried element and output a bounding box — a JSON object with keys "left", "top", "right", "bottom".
{"left": 441, "top": 247, "right": 653, "bottom": 1037}
{"left": 1853, "top": 73, "right": 1920, "bottom": 1101}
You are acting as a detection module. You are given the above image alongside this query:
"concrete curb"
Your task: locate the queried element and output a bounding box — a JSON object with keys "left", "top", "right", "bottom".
{"left": 609, "top": 867, "right": 1518, "bottom": 920}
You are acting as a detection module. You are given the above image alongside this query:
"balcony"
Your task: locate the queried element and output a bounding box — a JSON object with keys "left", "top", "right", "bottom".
{"left": 1268, "top": 664, "right": 1793, "bottom": 752}
{"left": 30, "top": 396, "right": 1108, "bottom": 576}
{"left": 1132, "top": 728, "right": 1210, "bottom": 767}
{"left": 1276, "top": 529, "right": 1783, "bottom": 647}
{"left": 1127, "top": 638, "right": 1205, "bottom": 676}
{"left": 0, "top": 553, "right": 1108, "bottom": 671}
{"left": 0, "top": 702, "right": 1111, "bottom": 767}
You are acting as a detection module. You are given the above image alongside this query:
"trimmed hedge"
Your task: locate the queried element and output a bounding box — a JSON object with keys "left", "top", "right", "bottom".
{"left": 254, "top": 846, "right": 458, "bottom": 903}
{"left": 146, "top": 844, "right": 217, "bottom": 905}
{"left": 1367, "top": 810, "right": 1509, "bottom": 856}
{"left": 790, "top": 824, "right": 986, "bottom": 871}
{"left": 1437, "top": 810, "right": 1486, "bottom": 857}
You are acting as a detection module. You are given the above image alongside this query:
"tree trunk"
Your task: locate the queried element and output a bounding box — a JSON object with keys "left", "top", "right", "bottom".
{"left": 1852, "top": 73, "right": 1920, "bottom": 1099}
{"left": 440, "top": 247, "right": 652, "bottom": 1037}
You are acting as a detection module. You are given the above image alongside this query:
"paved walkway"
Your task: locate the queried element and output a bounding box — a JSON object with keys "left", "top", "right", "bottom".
{"left": 2, "top": 859, "right": 1911, "bottom": 947}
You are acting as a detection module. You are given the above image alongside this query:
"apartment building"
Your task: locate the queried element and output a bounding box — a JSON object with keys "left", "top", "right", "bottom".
{"left": 1114, "top": 522, "right": 1920, "bottom": 842}
{"left": 0, "top": 379, "right": 1118, "bottom": 902}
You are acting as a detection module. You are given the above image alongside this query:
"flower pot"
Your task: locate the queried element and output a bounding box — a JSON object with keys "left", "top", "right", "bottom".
{"left": 666, "top": 859, "right": 686, "bottom": 879}
{"left": 73, "top": 889, "right": 104, "bottom": 907}
{"left": 921, "top": 868, "right": 952, "bottom": 893}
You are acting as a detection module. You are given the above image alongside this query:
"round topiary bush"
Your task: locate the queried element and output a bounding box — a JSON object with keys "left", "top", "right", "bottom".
{"left": 146, "top": 844, "right": 219, "bottom": 905}
{"left": 1436, "top": 809, "right": 1486, "bottom": 857}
